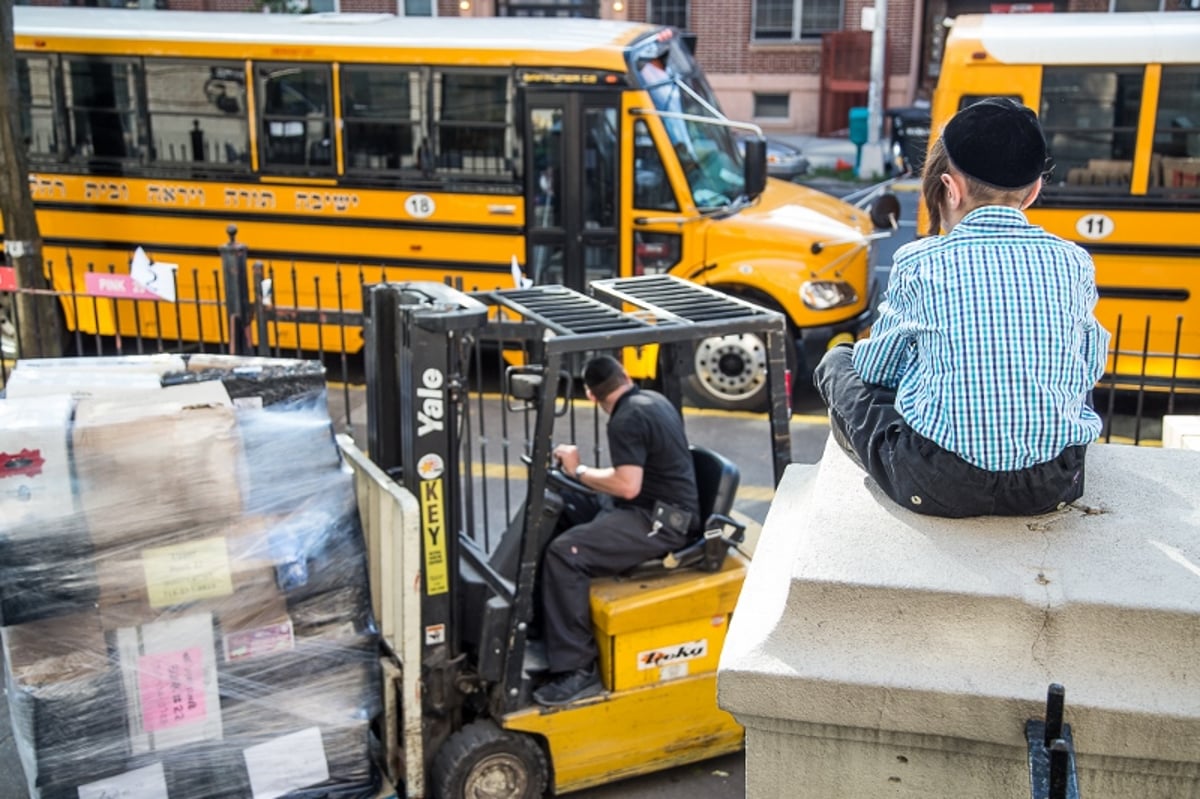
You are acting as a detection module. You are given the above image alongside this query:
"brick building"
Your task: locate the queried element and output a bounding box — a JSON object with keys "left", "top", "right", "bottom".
{"left": 31, "top": 0, "right": 1199, "bottom": 134}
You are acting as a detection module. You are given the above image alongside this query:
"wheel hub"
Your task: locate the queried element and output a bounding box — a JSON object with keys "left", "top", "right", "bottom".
{"left": 466, "top": 753, "right": 529, "bottom": 799}
{"left": 693, "top": 333, "right": 767, "bottom": 401}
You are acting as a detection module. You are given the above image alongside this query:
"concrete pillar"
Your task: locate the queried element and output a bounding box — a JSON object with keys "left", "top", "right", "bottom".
{"left": 719, "top": 438, "right": 1200, "bottom": 798}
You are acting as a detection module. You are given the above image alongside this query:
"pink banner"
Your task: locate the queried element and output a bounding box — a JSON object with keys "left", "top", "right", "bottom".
{"left": 0, "top": 267, "right": 15, "bottom": 291}
{"left": 84, "top": 271, "right": 157, "bottom": 300}
{"left": 138, "top": 647, "right": 208, "bottom": 732}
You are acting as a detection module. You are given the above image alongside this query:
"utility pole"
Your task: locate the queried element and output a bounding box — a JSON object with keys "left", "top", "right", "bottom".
{"left": 0, "top": 0, "right": 60, "bottom": 358}
{"left": 858, "top": 0, "right": 888, "bottom": 179}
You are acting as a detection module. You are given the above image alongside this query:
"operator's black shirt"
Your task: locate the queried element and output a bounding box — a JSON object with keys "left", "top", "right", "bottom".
{"left": 607, "top": 387, "right": 699, "bottom": 528}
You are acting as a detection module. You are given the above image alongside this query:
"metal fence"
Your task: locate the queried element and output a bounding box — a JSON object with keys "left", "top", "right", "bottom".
{"left": 2, "top": 232, "right": 1198, "bottom": 444}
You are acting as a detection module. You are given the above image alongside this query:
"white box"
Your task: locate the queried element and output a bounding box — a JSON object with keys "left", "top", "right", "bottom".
{"left": 0, "top": 395, "right": 77, "bottom": 532}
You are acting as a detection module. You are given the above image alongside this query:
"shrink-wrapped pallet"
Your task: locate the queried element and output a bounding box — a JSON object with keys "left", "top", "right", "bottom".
{"left": 1, "top": 355, "right": 380, "bottom": 799}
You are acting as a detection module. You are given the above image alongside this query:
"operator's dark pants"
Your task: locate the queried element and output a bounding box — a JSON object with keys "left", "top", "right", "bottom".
{"left": 541, "top": 499, "right": 690, "bottom": 673}
{"left": 813, "top": 345, "right": 1086, "bottom": 518}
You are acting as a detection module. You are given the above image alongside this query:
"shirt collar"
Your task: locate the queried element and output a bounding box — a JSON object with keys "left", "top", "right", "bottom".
{"left": 953, "top": 205, "right": 1029, "bottom": 233}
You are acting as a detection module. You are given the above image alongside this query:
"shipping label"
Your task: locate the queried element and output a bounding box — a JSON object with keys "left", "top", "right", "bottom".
{"left": 77, "top": 762, "right": 168, "bottom": 799}
{"left": 243, "top": 726, "right": 330, "bottom": 799}
{"left": 223, "top": 620, "right": 296, "bottom": 663}
{"left": 138, "top": 646, "right": 208, "bottom": 732}
{"left": 142, "top": 536, "right": 234, "bottom": 608}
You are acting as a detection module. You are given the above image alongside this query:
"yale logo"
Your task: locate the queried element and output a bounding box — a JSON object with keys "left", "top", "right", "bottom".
{"left": 637, "top": 639, "right": 708, "bottom": 670}
{"left": 417, "top": 368, "right": 444, "bottom": 437}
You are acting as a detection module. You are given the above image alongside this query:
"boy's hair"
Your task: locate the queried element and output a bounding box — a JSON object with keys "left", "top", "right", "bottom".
{"left": 942, "top": 97, "right": 1048, "bottom": 190}
{"left": 921, "top": 136, "right": 950, "bottom": 236}
{"left": 583, "top": 355, "right": 628, "bottom": 401}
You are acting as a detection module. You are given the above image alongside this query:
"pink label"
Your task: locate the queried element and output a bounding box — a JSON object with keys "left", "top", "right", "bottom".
{"left": 0, "top": 267, "right": 14, "bottom": 291}
{"left": 223, "top": 621, "right": 295, "bottom": 662}
{"left": 84, "top": 271, "right": 157, "bottom": 300}
{"left": 138, "top": 647, "right": 208, "bottom": 732}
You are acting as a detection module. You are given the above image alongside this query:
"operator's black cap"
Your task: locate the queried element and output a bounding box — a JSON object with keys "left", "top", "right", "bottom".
{"left": 942, "top": 97, "right": 1047, "bottom": 189}
{"left": 583, "top": 355, "right": 623, "bottom": 391}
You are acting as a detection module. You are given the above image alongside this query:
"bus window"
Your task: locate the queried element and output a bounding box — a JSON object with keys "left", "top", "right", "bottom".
{"left": 583, "top": 108, "right": 618, "bottom": 232}
{"left": 1040, "top": 66, "right": 1144, "bottom": 193}
{"left": 145, "top": 59, "right": 249, "bottom": 167}
{"left": 258, "top": 63, "right": 334, "bottom": 173}
{"left": 633, "top": 120, "right": 677, "bottom": 211}
{"left": 63, "top": 57, "right": 143, "bottom": 164}
{"left": 342, "top": 65, "right": 424, "bottom": 174}
{"left": 1152, "top": 65, "right": 1200, "bottom": 193}
{"left": 432, "top": 71, "right": 515, "bottom": 179}
{"left": 16, "top": 56, "right": 59, "bottom": 160}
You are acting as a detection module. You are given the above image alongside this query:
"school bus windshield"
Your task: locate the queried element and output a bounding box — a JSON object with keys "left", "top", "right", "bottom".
{"left": 634, "top": 37, "right": 746, "bottom": 209}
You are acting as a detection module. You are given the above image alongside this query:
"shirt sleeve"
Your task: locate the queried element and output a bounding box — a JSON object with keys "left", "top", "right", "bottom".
{"left": 852, "top": 264, "right": 919, "bottom": 388}
{"left": 1082, "top": 285, "right": 1111, "bottom": 385}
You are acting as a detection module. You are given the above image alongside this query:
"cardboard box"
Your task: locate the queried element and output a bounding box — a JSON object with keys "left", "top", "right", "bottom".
{"left": 2, "top": 612, "right": 131, "bottom": 791}
{"left": 73, "top": 388, "right": 244, "bottom": 550}
{"left": 94, "top": 518, "right": 282, "bottom": 616}
{"left": 0, "top": 395, "right": 77, "bottom": 533}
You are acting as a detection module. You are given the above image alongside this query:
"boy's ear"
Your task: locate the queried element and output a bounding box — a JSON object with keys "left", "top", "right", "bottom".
{"left": 940, "top": 172, "right": 964, "bottom": 210}
{"left": 1019, "top": 178, "right": 1043, "bottom": 210}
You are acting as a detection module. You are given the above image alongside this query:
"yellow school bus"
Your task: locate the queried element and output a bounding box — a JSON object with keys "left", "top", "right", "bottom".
{"left": 925, "top": 11, "right": 1200, "bottom": 390}
{"left": 6, "top": 7, "right": 893, "bottom": 410}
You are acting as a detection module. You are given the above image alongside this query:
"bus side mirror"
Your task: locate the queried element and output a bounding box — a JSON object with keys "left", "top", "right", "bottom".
{"left": 743, "top": 137, "right": 768, "bottom": 200}
{"left": 870, "top": 192, "right": 901, "bottom": 230}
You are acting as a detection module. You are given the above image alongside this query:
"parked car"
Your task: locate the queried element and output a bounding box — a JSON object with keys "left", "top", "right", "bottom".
{"left": 886, "top": 105, "right": 931, "bottom": 176}
{"left": 735, "top": 133, "right": 810, "bottom": 180}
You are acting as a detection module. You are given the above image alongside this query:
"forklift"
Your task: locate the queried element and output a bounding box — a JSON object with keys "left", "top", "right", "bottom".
{"left": 344, "top": 274, "right": 794, "bottom": 797}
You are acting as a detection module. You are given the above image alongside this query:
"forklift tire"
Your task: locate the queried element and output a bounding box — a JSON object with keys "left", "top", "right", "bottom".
{"left": 430, "top": 720, "right": 549, "bottom": 799}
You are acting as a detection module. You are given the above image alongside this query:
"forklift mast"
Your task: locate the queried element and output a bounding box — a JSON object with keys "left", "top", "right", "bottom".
{"left": 360, "top": 275, "right": 793, "bottom": 791}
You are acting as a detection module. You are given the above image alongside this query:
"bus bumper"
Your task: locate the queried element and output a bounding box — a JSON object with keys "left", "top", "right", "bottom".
{"left": 795, "top": 303, "right": 875, "bottom": 381}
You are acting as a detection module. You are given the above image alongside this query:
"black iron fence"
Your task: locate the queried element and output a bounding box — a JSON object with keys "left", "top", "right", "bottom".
{"left": 2, "top": 231, "right": 1198, "bottom": 443}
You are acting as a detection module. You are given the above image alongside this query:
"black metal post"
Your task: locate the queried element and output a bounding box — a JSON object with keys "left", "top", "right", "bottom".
{"left": 218, "top": 224, "right": 251, "bottom": 355}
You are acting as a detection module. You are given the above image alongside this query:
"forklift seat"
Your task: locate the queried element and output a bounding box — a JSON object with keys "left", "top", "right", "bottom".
{"left": 691, "top": 445, "right": 739, "bottom": 527}
{"left": 625, "top": 446, "right": 744, "bottom": 576}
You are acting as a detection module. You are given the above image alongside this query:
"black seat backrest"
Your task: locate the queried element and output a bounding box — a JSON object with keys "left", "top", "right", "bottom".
{"left": 691, "top": 445, "right": 739, "bottom": 527}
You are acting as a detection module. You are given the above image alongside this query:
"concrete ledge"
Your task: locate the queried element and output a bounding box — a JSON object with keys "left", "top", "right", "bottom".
{"left": 720, "top": 438, "right": 1200, "bottom": 798}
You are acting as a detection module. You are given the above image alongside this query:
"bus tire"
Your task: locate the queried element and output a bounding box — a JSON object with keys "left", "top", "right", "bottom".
{"left": 430, "top": 721, "right": 548, "bottom": 799}
{"left": 683, "top": 296, "right": 797, "bottom": 412}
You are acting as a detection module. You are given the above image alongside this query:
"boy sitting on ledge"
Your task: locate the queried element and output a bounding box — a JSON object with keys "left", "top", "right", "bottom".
{"left": 814, "top": 98, "right": 1110, "bottom": 518}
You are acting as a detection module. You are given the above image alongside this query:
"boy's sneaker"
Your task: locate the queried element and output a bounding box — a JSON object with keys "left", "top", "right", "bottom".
{"left": 532, "top": 663, "right": 603, "bottom": 706}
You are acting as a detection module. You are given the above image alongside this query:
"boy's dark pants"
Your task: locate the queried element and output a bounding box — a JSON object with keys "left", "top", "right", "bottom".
{"left": 813, "top": 345, "right": 1086, "bottom": 518}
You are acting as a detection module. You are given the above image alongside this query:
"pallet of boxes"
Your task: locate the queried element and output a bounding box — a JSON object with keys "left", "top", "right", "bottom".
{"left": 1, "top": 354, "right": 381, "bottom": 799}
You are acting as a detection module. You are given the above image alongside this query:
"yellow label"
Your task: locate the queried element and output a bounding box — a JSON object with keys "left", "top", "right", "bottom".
{"left": 142, "top": 536, "right": 234, "bottom": 608}
{"left": 420, "top": 478, "right": 449, "bottom": 596}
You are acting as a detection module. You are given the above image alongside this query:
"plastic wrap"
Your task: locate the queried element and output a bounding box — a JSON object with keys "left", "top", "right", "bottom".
{"left": 1, "top": 355, "right": 380, "bottom": 799}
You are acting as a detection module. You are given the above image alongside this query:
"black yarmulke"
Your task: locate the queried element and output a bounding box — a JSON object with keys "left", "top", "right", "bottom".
{"left": 942, "top": 97, "right": 1047, "bottom": 189}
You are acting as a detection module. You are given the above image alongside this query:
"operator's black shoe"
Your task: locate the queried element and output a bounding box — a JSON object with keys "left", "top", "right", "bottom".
{"left": 532, "top": 663, "right": 603, "bottom": 706}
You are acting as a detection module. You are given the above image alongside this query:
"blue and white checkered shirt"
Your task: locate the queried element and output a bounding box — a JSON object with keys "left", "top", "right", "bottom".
{"left": 853, "top": 206, "right": 1110, "bottom": 472}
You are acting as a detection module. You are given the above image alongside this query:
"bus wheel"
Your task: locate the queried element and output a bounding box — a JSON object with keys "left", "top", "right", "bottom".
{"left": 684, "top": 329, "right": 796, "bottom": 412}
{"left": 430, "top": 721, "right": 548, "bottom": 799}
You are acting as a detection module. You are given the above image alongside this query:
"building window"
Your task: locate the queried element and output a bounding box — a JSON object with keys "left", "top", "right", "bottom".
{"left": 753, "top": 0, "right": 842, "bottom": 41}
{"left": 401, "top": 0, "right": 435, "bottom": 14}
{"left": 649, "top": 0, "right": 688, "bottom": 30}
{"left": 754, "top": 93, "right": 789, "bottom": 118}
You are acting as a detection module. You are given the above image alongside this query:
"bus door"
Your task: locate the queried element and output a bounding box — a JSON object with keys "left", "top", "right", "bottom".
{"left": 524, "top": 91, "right": 621, "bottom": 291}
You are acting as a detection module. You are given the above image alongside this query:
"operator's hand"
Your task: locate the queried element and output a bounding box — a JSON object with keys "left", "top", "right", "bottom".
{"left": 553, "top": 443, "right": 580, "bottom": 476}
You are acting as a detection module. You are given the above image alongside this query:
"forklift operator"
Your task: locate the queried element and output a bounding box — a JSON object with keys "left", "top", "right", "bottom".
{"left": 535, "top": 355, "right": 701, "bottom": 706}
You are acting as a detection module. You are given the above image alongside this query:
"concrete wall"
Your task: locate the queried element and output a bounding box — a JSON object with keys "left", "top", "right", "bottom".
{"left": 719, "top": 439, "right": 1200, "bottom": 798}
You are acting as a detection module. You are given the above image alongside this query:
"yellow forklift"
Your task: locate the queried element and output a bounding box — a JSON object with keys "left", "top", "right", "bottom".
{"left": 346, "top": 274, "right": 793, "bottom": 797}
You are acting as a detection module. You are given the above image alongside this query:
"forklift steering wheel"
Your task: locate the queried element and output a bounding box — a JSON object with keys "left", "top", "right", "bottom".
{"left": 521, "top": 453, "right": 595, "bottom": 495}
{"left": 546, "top": 464, "right": 594, "bottom": 495}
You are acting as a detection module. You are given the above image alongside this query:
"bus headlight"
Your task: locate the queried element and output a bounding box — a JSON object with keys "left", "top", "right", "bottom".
{"left": 800, "top": 280, "right": 858, "bottom": 310}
